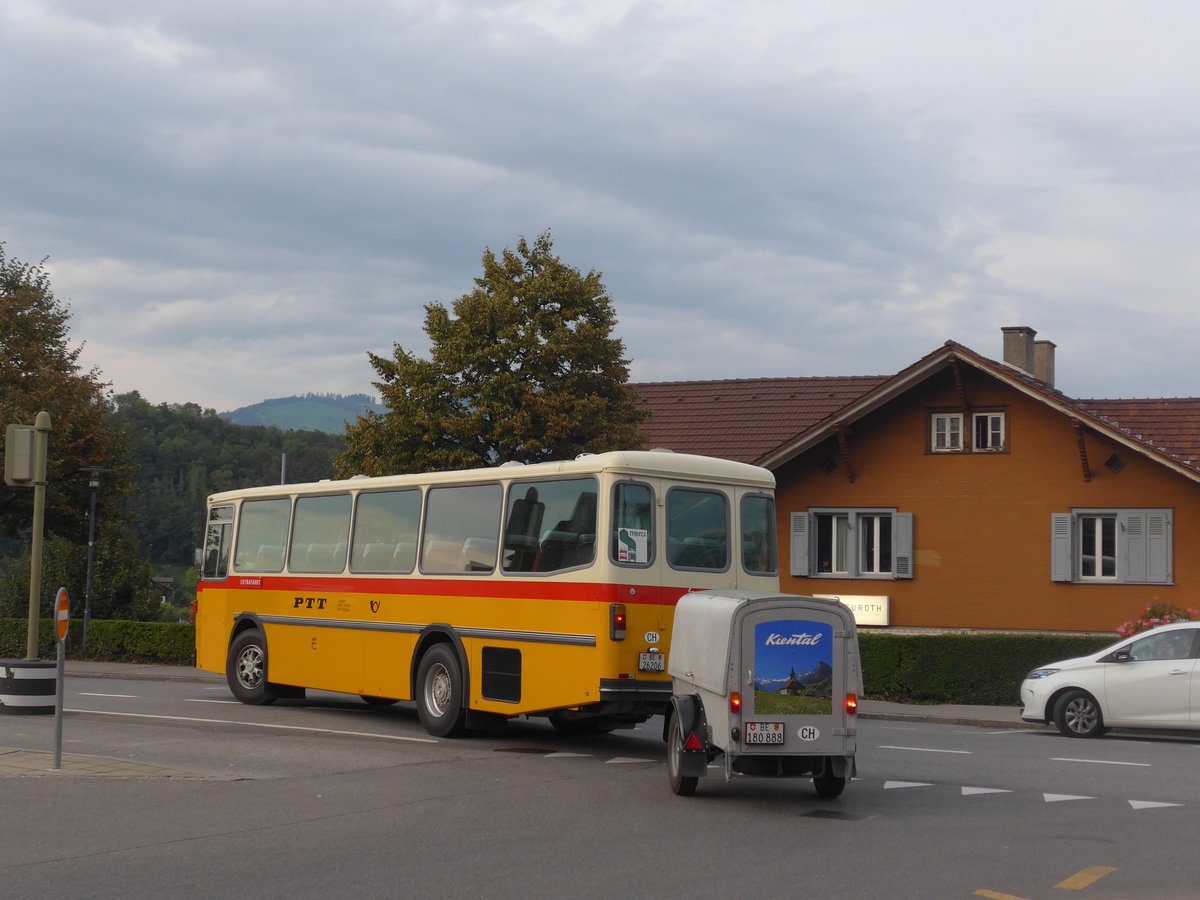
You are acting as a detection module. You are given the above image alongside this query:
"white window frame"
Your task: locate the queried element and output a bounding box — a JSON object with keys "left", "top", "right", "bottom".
{"left": 931, "top": 413, "right": 963, "bottom": 452}
{"left": 791, "top": 509, "right": 913, "bottom": 580}
{"left": 858, "top": 513, "right": 892, "bottom": 574}
{"left": 972, "top": 412, "right": 1006, "bottom": 452}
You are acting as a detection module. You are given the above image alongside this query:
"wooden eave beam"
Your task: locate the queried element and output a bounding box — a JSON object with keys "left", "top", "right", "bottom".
{"left": 951, "top": 360, "right": 970, "bottom": 412}
{"left": 1072, "top": 419, "right": 1092, "bottom": 482}
{"left": 833, "top": 422, "right": 856, "bottom": 483}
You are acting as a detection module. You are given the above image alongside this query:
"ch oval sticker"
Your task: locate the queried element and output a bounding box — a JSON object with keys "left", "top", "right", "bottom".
{"left": 797, "top": 726, "right": 821, "bottom": 742}
{"left": 644, "top": 631, "right": 661, "bottom": 644}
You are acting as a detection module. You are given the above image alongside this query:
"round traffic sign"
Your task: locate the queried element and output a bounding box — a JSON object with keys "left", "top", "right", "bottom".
{"left": 55, "top": 587, "right": 70, "bottom": 641}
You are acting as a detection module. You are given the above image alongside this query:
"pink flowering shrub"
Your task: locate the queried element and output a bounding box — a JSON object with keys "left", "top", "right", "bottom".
{"left": 1116, "top": 600, "right": 1199, "bottom": 638}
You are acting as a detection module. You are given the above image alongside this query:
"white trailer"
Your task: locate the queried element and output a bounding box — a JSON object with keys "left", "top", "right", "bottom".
{"left": 665, "top": 591, "right": 861, "bottom": 797}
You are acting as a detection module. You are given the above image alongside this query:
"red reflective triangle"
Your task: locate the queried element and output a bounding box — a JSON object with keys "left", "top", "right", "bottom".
{"left": 683, "top": 732, "right": 705, "bottom": 751}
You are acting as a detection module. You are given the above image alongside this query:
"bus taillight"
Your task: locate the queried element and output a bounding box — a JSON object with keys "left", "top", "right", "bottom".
{"left": 610, "top": 603, "right": 627, "bottom": 640}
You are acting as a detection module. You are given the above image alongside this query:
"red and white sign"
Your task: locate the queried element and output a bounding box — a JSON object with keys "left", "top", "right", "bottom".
{"left": 55, "top": 587, "right": 70, "bottom": 641}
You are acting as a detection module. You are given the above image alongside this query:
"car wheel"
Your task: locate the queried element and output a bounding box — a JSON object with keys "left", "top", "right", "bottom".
{"left": 1053, "top": 689, "right": 1108, "bottom": 738}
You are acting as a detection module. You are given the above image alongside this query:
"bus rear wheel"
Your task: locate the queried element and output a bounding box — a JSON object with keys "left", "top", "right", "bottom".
{"left": 416, "top": 644, "right": 468, "bottom": 737}
{"left": 227, "top": 629, "right": 277, "bottom": 705}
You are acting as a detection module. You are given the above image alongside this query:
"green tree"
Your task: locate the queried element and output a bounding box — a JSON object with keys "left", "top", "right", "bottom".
{"left": 0, "top": 245, "right": 130, "bottom": 545}
{"left": 337, "top": 232, "right": 647, "bottom": 476}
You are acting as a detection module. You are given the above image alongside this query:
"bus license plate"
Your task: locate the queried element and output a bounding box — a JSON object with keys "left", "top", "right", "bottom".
{"left": 744, "top": 722, "right": 785, "bottom": 744}
{"left": 639, "top": 652, "right": 665, "bottom": 672}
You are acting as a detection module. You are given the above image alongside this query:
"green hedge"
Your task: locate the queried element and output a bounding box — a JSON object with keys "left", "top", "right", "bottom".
{"left": 859, "top": 631, "right": 1115, "bottom": 705}
{"left": 0, "top": 619, "right": 1116, "bottom": 706}
{"left": 0, "top": 618, "right": 194, "bottom": 665}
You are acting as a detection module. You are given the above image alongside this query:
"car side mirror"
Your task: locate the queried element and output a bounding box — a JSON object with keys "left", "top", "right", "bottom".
{"left": 1114, "top": 650, "right": 1132, "bottom": 662}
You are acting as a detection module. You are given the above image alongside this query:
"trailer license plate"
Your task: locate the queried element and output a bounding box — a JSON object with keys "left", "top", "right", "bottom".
{"left": 744, "top": 722, "right": 785, "bottom": 744}
{"left": 639, "top": 652, "right": 665, "bottom": 672}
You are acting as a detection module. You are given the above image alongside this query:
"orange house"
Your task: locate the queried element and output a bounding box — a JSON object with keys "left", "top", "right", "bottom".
{"left": 635, "top": 327, "right": 1200, "bottom": 633}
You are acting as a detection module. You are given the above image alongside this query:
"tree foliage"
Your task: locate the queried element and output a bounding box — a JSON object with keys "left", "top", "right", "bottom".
{"left": 0, "top": 245, "right": 129, "bottom": 544}
{"left": 111, "top": 391, "right": 344, "bottom": 567}
{"left": 337, "top": 232, "right": 647, "bottom": 476}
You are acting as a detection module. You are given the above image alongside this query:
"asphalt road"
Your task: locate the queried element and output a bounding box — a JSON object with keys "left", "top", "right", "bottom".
{"left": 4, "top": 673, "right": 1199, "bottom": 899}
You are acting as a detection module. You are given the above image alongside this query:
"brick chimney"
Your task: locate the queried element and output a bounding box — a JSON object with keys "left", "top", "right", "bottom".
{"left": 1001, "top": 326, "right": 1036, "bottom": 375}
{"left": 1034, "top": 339, "right": 1056, "bottom": 388}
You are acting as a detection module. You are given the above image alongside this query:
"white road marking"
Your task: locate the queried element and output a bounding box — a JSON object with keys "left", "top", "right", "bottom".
{"left": 962, "top": 786, "right": 1012, "bottom": 795}
{"left": 1044, "top": 793, "right": 1095, "bottom": 802}
{"left": 883, "top": 781, "right": 934, "bottom": 789}
{"left": 878, "top": 745, "right": 971, "bottom": 754}
{"left": 185, "top": 698, "right": 240, "bottom": 704}
{"left": 65, "top": 708, "right": 438, "bottom": 743}
{"left": 1129, "top": 800, "right": 1183, "bottom": 809}
{"left": 545, "top": 752, "right": 590, "bottom": 758}
{"left": 78, "top": 692, "right": 137, "bottom": 698}
{"left": 605, "top": 757, "right": 656, "bottom": 765}
{"left": 1051, "top": 757, "right": 1150, "bottom": 767}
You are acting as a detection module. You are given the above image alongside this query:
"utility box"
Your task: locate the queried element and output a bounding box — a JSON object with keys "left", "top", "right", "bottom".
{"left": 4, "top": 424, "right": 37, "bottom": 486}
{"left": 665, "top": 591, "right": 861, "bottom": 798}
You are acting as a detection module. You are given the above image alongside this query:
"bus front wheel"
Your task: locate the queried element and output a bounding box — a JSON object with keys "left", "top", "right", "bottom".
{"left": 416, "top": 644, "right": 468, "bottom": 737}
{"left": 227, "top": 630, "right": 277, "bottom": 705}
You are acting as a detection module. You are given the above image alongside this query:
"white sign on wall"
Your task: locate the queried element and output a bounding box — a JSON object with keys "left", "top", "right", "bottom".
{"left": 814, "top": 595, "right": 890, "bottom": 627}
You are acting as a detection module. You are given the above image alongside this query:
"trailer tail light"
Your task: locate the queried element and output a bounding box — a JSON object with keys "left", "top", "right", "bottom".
{"left": 684, "top": 731, "right": 706, "bottom": 751}
{"left": 845, "top": 693, "right": 858, "bottom": 715}
{"left": 610, "top": 603, "right": 627, "bottom": 640}
{"left": 729, "top": 691, "right": 742, "bottom": 714}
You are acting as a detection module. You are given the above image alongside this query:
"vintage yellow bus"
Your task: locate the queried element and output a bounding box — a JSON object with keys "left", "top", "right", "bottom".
{"left": 195, "top": 450, "right": 779, "bottom": 736}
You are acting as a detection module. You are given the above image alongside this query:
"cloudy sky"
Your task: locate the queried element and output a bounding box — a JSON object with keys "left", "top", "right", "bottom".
{"left": 3, "top": 1, "right": 1199, "bottom": 413}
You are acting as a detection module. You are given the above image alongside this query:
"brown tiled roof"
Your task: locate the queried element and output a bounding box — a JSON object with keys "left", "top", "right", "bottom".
{"left": 632, "top": 376, "right": 888, "bottom": 464}
{"left": 1074, "top": 398, "right": 1200, "bottom": 468}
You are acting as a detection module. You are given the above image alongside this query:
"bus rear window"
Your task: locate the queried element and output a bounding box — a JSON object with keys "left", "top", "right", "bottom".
{"left": 741, "top": 494, "right": 778, "bottom": 574}
{"left": 666, "top": 488, "right": 729, "bottom": 571}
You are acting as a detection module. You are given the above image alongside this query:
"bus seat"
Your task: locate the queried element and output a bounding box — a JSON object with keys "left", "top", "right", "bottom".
{"left": 360, "top": 542, "right": 393, "bottom": 569}
{"left": 462, "top": 537, "right": 497, "bottom": 572}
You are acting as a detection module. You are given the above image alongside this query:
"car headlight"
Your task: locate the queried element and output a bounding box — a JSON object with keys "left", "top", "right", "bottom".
{"left": 1025, "top": 667, "right": 1061, "bottom": 680}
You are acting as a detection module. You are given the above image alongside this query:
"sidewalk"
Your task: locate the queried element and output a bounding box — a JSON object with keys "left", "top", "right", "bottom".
{"left": 0, "top": 661, "right": 1043, "bottom": 778}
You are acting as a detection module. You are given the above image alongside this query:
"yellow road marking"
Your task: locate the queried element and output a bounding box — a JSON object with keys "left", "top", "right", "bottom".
{"left": 975, "top": 891, "right": 1030, "bottom": 900}
{"left": 1055, "top": 866, "right": 1118, "bottom": 890}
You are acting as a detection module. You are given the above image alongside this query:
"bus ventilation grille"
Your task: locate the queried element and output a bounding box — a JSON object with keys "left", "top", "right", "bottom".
{"left": 481, "top": 647, "right": 522, "bottom": 703}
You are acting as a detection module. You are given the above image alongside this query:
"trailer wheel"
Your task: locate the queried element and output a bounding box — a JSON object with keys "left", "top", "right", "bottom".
{"left": 812, "top": 760, "right": 846, "bottom": 798}
{"left": 666, "top": 709, "right": 699, "bottom": 796}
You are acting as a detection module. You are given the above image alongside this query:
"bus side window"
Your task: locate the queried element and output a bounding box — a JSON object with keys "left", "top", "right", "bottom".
{"left": 234, "top": 498, "right": 291, "bottom": 572}
{"left": 502, "top": 477, "right": 598, "bottom": 574}
{"left": 612, "top": 481, "right": 654, "bottom": 567}
{"left": 422, "top": 483, "right": 502, "bottom": 574}
{"left": 289, "top": 494, "right": 352, "bottom": 573}
{"left": 202, "top": 505, "right": 234, "bottom": 580}
{"left": 351, "top": 489, "right": 421, "bottom": 573}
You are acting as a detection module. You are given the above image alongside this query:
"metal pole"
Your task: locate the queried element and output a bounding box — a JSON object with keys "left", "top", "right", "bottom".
{"left": 80, "top": 467, "right": 107, "bottom": 652}
{"left": 24, "top": 411, "right": 51, "bottom": 661}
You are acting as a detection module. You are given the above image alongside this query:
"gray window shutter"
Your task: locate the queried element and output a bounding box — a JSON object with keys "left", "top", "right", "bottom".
{"left": 1123, "top": 509, "right": 1172, "bottom": 584}
{"left": 790, "top": 512, "right": 810, "bottom": 577}
{"left": 1123, "top": 511, "right": 1148, "bottom": 583}
{"left": 1051, "top": 514, "right": 1073, "bottom": 582}
{"left": 892, "top": 512, "right": 914, "bottom": 579}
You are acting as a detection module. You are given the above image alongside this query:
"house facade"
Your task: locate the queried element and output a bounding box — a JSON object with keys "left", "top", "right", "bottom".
{"left": 634, "top": 327, "right": 1200, "bottom": 633}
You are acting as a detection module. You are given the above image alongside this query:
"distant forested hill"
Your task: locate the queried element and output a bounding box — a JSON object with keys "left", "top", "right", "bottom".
{"left": 112, "top": 392, "right": 346, "bottom": 567}
{"left": 220, "top": 393, "right": 385, "bottom": 434}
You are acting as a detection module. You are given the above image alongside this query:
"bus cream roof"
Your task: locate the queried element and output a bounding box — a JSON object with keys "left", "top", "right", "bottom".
{"left": 207, "top": 450, "right": 774, "bottom": 504}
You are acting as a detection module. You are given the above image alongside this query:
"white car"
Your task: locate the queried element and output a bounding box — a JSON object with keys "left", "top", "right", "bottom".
{"left": 1021, "top": 621, "right": 1200, "bottom": 738}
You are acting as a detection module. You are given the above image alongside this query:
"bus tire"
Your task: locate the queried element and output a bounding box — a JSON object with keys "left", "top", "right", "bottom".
{"left": 416, "top": 644, "right": 468, "bottom": 737}
{"left": 227, "top": 629, "right": 277, "bottom": 705}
